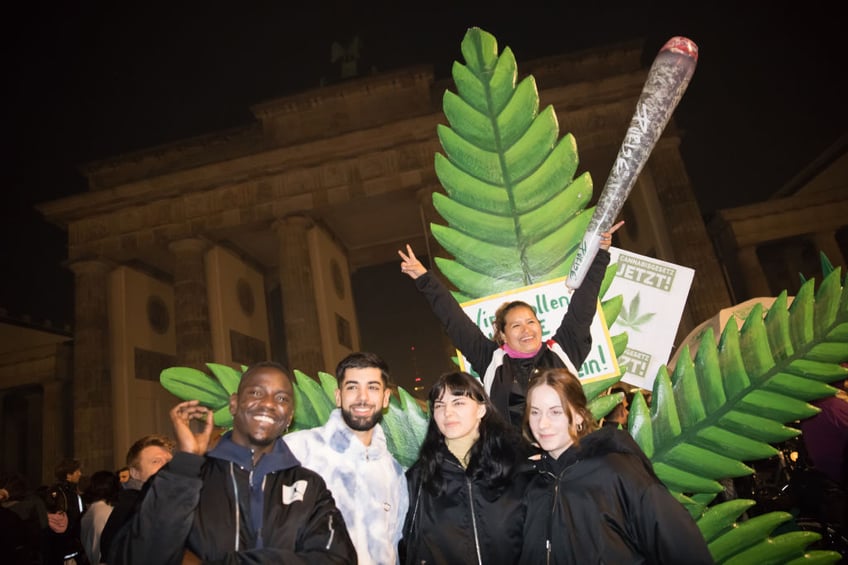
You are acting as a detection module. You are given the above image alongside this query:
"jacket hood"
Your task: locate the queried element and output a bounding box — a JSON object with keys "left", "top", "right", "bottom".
{"left": 208, "top": 431, "right": 300, "bottom": 475}
{"left": 543, "top": 426, "right": 657, "bottom": 479}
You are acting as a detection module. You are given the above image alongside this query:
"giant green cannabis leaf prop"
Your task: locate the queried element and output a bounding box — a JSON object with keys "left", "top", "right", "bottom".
{"left": 432, "top": 28, "right": 593, "bottom": 302}
{"left": 640, "top": 265, "right": 848, "bottom": 563}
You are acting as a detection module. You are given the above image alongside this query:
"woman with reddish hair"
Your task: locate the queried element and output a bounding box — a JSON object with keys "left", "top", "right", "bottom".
{"left": 520, "top": 368, "right": 711, "bottom": 564}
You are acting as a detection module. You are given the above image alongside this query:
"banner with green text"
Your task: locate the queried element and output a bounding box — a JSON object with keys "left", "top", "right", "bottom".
{"left": 456, "top": 247, "right": 694, "bottom": 391}
{"left": 606, "top": 248, "right": 694, "bottom": 390}
{"left": 457, "top": 278, "right": 619, "bottom": 384}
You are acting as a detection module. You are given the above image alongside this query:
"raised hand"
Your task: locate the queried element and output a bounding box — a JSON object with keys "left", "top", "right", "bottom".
{"left": 170, "top": 400, "right": 214, "bottom": 455}
{"left": 599, "top": 220, "right": 625, "bottom": 251}
{"left": 398, "top": 244, "right": 427, "bottom": 280}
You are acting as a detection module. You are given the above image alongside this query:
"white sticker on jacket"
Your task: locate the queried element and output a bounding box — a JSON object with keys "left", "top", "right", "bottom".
{"left": 281, "top": 480, "right": 308, "bottom": 504}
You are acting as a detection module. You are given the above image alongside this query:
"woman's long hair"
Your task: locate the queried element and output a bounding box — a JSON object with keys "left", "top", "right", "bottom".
{"left": 523, "top": 368, "right": 598, "bottom": 450}
{"left": 416, "top": 372, "right": 526, "bottom": 496}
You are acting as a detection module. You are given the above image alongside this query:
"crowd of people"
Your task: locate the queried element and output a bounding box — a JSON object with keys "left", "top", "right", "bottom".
{"left": 0, "top": 227, "right": 721, "bottom": 563}
{"left": 0, "top": 435, "right": 181, "bottom": 564}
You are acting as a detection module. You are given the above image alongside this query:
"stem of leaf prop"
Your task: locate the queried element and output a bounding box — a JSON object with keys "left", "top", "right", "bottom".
{"left": 566, "top": 36, "right": 698, "bottom": 289}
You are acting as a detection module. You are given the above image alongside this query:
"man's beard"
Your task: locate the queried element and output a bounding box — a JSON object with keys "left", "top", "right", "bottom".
{"left": 341, "top": 404, "right": 383, "bottom": 432}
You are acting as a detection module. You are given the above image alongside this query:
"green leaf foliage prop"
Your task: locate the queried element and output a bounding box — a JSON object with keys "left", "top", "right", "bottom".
{"left": 161, "top": 363, "right": 239, "bottom": 427}
{"left": 432, "top": 27, "right": 594, "bottom": 300}
{"left": 634, "top": 268, "right": 847, "bottom": 563}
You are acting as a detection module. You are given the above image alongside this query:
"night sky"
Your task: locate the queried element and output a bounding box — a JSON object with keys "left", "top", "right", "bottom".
{"left": 4, "top": 1, "right": 846, "bottom": 329}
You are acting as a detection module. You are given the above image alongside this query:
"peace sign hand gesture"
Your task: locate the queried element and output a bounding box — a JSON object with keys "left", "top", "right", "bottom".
{"left": 398, "top": 244, "right": 428, "bottom": 280}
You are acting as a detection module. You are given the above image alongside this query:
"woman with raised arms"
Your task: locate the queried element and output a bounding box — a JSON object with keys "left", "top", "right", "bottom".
{"left": 399, "top": 221, "right": 623, "bottom": 428}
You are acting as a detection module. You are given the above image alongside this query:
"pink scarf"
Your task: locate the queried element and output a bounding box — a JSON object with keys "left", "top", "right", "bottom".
{"left": 502, "top": 343, "right": 542, "bottom": 359}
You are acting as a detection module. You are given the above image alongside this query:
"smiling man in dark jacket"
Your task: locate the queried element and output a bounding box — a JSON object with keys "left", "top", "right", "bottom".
{"left": 108, "top": 361, "right": 356, "bottom": 564}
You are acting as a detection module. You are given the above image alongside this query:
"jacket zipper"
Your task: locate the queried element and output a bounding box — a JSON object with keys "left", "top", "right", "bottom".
{"left": 229, "top": 462, "right": 241, "bottom": 551}
{"left": 326, "top": 514, "right": 335, "bottom": 550}
{"left": 547, "top": 475, "right": 558, "bottom": 565}
{"left": 543, "top": 459, "right": 577, "bottom": 565}
{"left": 466, "top": 477, "right": 482, "bottom": 565}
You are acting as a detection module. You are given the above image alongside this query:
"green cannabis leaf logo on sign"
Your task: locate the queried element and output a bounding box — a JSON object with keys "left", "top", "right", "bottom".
{"left": 614, "top": 292, "right": 656, "bottom": 332}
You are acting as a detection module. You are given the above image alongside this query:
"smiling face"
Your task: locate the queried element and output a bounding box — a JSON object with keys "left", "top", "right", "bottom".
{"left": 336, "top": 366, "right": 391, "bottom": 440}
{"left": 432, "top": 390, "right": 486, "bottom": 442}
{"left": 229, "top": 366, "right": 294, "bottom": 455}
{"left": 502, "top": 305, "right": 543, "bottom": 354}
{"left": 527, "top": 384, "right": 583, "bottom": 460}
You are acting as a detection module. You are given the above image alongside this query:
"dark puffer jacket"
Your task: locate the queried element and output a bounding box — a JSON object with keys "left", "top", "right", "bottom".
{"left": 108, "top": 433, "right": 356, "bottom": 564}
{"left": 402, "top": 445, "right": 531, "bottom": 565}
{"left": 520, "top": 426, "right": 713, "bottom": 564}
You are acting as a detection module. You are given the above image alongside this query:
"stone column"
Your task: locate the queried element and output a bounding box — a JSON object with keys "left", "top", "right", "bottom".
{"left": 416, "top": 186, "right": 457, "bottom": 361}
{"left": 737, "top": 245, "right": 772, "bottom": 298}
{"left": 69, "top": 259, "right": 113, "bottom": 474}
{"left": 169, "top": 238, "right": 214, "bottom": 370}
{"left": 23, "top": 388, "right": 43, "bottom": 486}
{"left": 415, "top": 187, "right": 438, "bottom": 268}
{"left": 41, "top": 380, "right": 64, "bottom": 485}
{"left": 273, "top": 215, "right": 324, "bottom": 376}
{"left": 647, "top": 138, "right": 733, "bottom": 325}
{"left": 812, "top": 230, "right": 847, "bottom": 270}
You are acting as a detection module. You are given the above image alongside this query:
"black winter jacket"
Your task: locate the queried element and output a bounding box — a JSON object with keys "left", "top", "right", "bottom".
{"left": 402, "top": 445, "right": 531, "bottom": 565}
{"left": 415, "top": 250, "right": 610, "bottom": 426}
{"left": 520, "top": 426, "right": 713, "bottom": 564}
{"left": 108, "top": 433, "right": 356, "bottom": 564}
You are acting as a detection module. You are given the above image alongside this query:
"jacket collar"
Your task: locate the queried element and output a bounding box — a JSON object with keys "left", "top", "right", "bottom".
{"left": 543, "top": 425, "right": 655, "bottom": 477}
{"left": 208, "top": 431, "right": 300, "bottom": 474}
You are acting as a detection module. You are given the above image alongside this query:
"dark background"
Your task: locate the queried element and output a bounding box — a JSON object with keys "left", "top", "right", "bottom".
{"left": 4, "top": 0, "right": 846, "bottom": 329}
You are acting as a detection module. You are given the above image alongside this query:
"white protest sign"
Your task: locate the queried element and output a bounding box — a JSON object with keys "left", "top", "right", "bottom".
{"left": 457, "top": 278, "right": 619, "bottom": 384}
{"left": 606, "top": 248, "right": 694, "bottom": 390}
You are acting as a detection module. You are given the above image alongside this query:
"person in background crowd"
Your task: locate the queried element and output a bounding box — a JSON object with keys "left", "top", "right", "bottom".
{"left": 0, "top": 472, "right": 45, "bottom": 564}
{"left": 601, "top": 384, "right": 631, "bottom": 428}
{"left": 80, "top": 470, "right": 120, "bottom": 564}
{"left": 99, "top": 434, "right": 175, "bottom": 562}
{"left": 799, "top": 374, "right": 848, "bottom": 539}
{"left": 42, "top": 458, "right": 89, "bottom": 565}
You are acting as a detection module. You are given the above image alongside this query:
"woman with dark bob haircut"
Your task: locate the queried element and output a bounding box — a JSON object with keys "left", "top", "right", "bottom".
{"left": 401, "top": 372, "right": 532, "bottom": 565}
{"left": 520, "top": 368, "right": 712, "bottom": 564}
